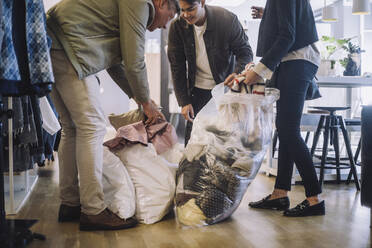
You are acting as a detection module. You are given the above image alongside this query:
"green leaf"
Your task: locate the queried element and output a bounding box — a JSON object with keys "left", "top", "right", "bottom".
{"left": 321, "top": 36, "right": 331, "bottom": 41}
{"left": 339, "top": 58, "right": 348, "bottom": 68}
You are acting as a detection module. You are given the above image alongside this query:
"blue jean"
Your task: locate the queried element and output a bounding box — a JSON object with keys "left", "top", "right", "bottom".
{"left": 274, "top": 60, "right": 321, "bottom": 197}
{"left": 184, "top": 87, "right": 212, "bottom": 146}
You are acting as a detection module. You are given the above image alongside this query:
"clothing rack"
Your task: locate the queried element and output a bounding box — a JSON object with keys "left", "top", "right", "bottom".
{"left": 0, "top": 96, "right": 45, "bottom": 247}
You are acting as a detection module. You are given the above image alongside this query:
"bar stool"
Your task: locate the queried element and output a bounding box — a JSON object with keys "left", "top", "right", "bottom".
{"left": 310, "top": 106, "right": 360, "bottom": 190}
{"left": 344, "top": 118, "right": 362, "bottom": 183}
{"left": 272, "top": 113, "right": 321, "bottom": 158}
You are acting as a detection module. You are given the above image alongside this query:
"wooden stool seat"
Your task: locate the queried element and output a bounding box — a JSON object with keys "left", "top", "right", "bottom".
{"left": 308, "top": 109, "right": 330, "bottom": 115}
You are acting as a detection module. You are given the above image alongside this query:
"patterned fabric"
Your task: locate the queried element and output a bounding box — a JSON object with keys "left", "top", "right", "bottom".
{"left": 25, "top": 0, "right": 54, "bottom": 85}
{"left": 0, "top": 0, "right": 54, "bottom": 96}
{"left": 0, "top": 0, "right": 3, "bottom": 46}
{"left": 0, "top": 0, "right": 21, "bottom": 81}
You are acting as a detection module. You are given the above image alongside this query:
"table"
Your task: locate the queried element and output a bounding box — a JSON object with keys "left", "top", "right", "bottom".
{"left": 316, "top": 76, "right": 372, "bottom": 118}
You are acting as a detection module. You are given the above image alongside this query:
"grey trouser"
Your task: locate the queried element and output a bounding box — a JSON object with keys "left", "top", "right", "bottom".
{"left": 50, "top": 49, "right": 106, "bottom": 215}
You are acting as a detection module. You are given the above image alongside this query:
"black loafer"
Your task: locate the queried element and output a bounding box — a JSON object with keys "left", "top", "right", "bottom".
{"left": 58, "top": 204, "right": 81, "bottom": 222}
{"left": 249, "top": 195, "right": 290, "bottom": 210}
{"left": 284, "top": 200, "right": 325, "bottom": 217}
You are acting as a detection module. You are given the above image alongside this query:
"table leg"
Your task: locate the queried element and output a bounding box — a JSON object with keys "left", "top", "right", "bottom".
{"left": 346, "top": 88, "right": 352, "bottom": 118}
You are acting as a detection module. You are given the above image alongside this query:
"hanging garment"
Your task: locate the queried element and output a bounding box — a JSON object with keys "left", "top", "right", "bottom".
{"left": 19, "top": 96, "right": 38, "bottom": 145}
{"left": 53, "top": 129, "right": 61, "bottom": 152}
{"left": 1, "top": 96, "right": 40, "bottom": 172}
{"left": 0, "top": 0, "right": 4, "bottom": 51}
{"left": 0, "top": 96, "right": 24, "bottom": 135}
{"left": 41, "top": 95, "right": 59, "bottom": 162}
{"left": 29, "top": 95, "right": 45, "bottom": 166}
{"left": 1, "top": 96, "right": 38, "bottom": 144}
{"left": 0, "top": 0, "right": 54, "bottom": 97}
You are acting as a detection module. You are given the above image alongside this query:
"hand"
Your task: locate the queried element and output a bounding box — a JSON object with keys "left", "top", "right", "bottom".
{"left": 243, "top": 69, "right": 263, "bottom": 86}
{"left": 181, "top": 104, "right": 194, "bottom": 122}
{"left": 224, "top": 73, "right": 237, "bottom": 88}
{"left": 251, "top": 6, "right": 264, "bottom": 19}
{"left": 142, "top": 100, "right": 165, "bottom": 125}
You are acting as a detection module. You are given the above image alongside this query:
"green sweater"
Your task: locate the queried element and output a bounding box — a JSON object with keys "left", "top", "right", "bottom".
{"left": 46, "top": 0, "right": 155, "bottom": 103}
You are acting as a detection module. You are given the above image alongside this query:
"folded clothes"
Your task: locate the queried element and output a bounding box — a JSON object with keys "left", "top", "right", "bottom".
{"left": 103, "top": 120, "right": 178, "bottom": 155}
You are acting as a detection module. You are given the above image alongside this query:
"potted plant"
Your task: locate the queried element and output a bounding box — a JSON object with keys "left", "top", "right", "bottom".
{"left": 319, "top": 36, "right": 365, "bottom": 77}
{"left": 338, "top": 39, "right": 365, "bottom": 76}
{"left": 318, "top": 36, "right": 347, "bottom": 76}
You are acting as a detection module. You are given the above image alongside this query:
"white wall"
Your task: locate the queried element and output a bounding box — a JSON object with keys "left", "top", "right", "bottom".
{"left": 97, "top": 71, "right": 130, "bottom": 116}
{"left": 361, "top": 3, "right": 372, "bottom": 74}
{"left": 222, "top": 0, "right": 263, "bottom": 58}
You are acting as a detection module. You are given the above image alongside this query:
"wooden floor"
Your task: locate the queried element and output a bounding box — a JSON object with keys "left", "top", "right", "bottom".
{"left": 10, "top": 160, "right": 371, "bottom": 248}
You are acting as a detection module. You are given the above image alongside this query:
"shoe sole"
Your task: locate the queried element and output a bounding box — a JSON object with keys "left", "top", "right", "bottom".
{"left": 79, "top": 221, "right": 137, "bottom": 231}
{"left": 283, "top": 210, "right": 325, "bottom": 217}
{"left": 249, "top": 205, "right": 289, "bottom": 211}
{"left": 58, "top": 216, "right": 80, "bottom": 223}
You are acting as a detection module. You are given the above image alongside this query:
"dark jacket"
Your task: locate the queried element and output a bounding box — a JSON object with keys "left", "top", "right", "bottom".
{"left": 167, "top": 5, "right": 253, "bottom": 107}
{"left": 361, "top": 105, "right": 372, "bottom": 207}
{"left": 256, "top": 0, "right": 318, "bottom": 71}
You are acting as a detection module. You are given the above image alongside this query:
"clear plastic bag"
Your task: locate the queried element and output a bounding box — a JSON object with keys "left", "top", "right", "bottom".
{"left": 175, "top": 83, "right": 279, "bottom": 226}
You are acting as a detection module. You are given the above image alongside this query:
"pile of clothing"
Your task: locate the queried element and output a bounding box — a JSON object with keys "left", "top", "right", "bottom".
{"left": 103, "top": 115, "right": 183, "bottom": 224}
{"left": 175, "top": 84, "right": 279, "bottom": 226}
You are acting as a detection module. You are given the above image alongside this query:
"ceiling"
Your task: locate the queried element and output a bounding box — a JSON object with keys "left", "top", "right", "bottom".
{"left": 205, "top": 0, "right": 369, "bottom": 12}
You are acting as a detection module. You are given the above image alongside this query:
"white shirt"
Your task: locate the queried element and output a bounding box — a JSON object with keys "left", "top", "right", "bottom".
{"left": 193, "top": 20, "right": 216, "bottom": 90}
{"left": 253, "top": 43, "right": 321, "bottom": 80}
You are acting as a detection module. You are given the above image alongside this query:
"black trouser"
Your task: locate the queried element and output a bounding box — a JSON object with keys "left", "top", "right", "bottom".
{"left": 274, "top": 60, "right": 322, "bottom": 197}
{"left": 184, "top": 87, "right": 212, "bottom": 146}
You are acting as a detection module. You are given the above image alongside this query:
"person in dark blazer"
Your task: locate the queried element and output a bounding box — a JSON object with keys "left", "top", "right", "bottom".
{"left": 167, "top": 0, "right": 253, "bottom": 145}
{"left": 226, "top": 0, "right": 325, "bottom": 217}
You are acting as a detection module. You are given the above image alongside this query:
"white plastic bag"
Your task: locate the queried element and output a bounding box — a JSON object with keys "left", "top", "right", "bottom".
{"left": 102, "top": 127, "right": 136, "bottom": 219}
{"left": 39, "top": 96, "right": 61, "bottom": 135}
{"left": 176, "top": 84, "right": 279, "bottom": 226}
{"left": 115, "top": 143, "right": 179, "bottom": 224}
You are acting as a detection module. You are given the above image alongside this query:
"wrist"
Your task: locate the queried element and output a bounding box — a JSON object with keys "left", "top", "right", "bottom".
{"left": 141, "top": 101, "right": 151, "bottom": 107}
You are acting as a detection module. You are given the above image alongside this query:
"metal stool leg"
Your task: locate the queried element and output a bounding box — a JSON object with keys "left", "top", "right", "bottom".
{"left": 338, "top": 116, "right": 360, "bottom": 190}
{"left": 332, "top": 116, "right": 341, "bottom": 183}
{"left": 319, "top": 116, "right": 331, "bottom": 189}
{"left": 354, "top": 137, "right": 362, "bottom": 164}
{"left": 347, "top": 137, "right": 362, "bottom": 183}
{"left": 311, "top": 115, "right": 325, "bottom": 156}
{"left": 272, "top": 129, "right": 278, "bottom": 157}
{"left": 304, "top": 131, "right": 311, "bottom": 145}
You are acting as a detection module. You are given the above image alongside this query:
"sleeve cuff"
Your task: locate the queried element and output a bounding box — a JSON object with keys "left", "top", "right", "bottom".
{"left": 136, "top": 94, "right": 151, "bottom": 104}
{"left": 252, "top": 62, "right": 273, "bottom": 80}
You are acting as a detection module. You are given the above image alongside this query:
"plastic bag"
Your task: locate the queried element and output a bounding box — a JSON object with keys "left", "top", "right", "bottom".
{"left": 39, "top": 96, "right": 61, "bottom": 135}
{"left": 102, "top": 127, "right": 136, "bottom": 219}
{"left": 175, "top": 83, "right": 279, "bottom": 226}
{"left": 115, "top": 143, "right": 181, "bottom": 224}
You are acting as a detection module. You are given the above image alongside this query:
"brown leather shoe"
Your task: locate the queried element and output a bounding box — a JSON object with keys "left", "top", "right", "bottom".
{"left": 58, "top": 204, "right": 81, "bottom": 222}
{"left": 79, "top": 208, "right": 138, "bottom": 231}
